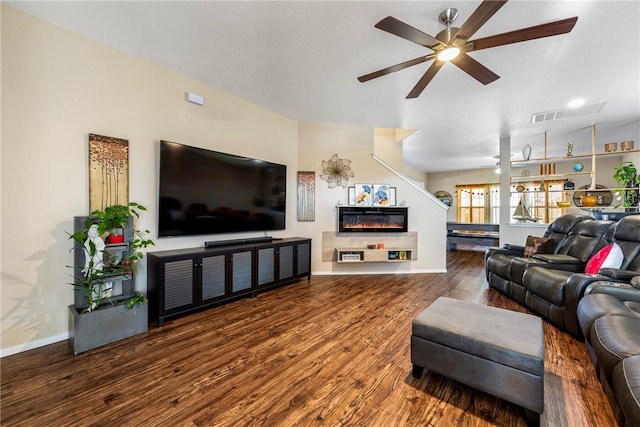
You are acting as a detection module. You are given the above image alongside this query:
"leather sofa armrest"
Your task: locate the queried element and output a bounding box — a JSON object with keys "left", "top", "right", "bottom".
{"left": 487, "top": 246, "right": 523, "bottom": 258}
{"left": 531, "top": 254, "right": 583, "bottom": 264}
{"left": 589, "top": 283, "right": 640, "bottom": 303}
{"left": 503, "top": 244, "right": 525, "bottom": 254}
{"left": 528, "top": 254, "right": 586, "bottom": 273}
{"left": 599, "top": 268, "right": 640, "bottom": 282}
{"left": 564, "top": 273, "right": 611, "bottom": 339}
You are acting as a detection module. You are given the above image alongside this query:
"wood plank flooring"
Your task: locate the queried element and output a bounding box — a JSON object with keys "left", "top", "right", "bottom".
{"left": 1, "top": 250, "right": 616, "bottom": 426}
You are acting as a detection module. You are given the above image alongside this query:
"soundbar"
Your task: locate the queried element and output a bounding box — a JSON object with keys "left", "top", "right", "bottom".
{"left": 204, "top": 236, "right": 273, "bottom": 248}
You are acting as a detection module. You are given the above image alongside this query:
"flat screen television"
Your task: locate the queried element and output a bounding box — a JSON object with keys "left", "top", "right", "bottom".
{"left": 158, "top": 140, "right": 286, "bottom": 237}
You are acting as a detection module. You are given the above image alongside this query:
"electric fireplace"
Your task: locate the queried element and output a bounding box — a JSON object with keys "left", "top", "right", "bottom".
{"left": 338, "top": 207, "right": 408, "bottom": 233}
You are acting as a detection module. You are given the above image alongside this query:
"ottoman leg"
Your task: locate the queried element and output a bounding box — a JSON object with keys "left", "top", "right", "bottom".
{"left": 523, "top": 408, "right": 540, "bottom": 427}
{"left": 412, "top": 364, "right": 424, "bottom": 379}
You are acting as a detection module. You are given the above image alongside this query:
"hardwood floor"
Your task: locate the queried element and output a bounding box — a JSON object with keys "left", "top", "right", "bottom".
{"left": 1, "top": 250, "right": 616, "bottom": 426}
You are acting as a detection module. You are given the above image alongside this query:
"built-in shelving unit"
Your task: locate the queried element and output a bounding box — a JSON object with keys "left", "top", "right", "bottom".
{"left": 72, "top": 216, "right": 136, "bottom": 309}
{"left": 322, "top": 231, "right": 418, "bottom": 263}
{"left": 511, "top": 126, "right": 639, "bottom": 186}
{"left": 335, "top": 247, "right": 414, "bottom": 263}
{"left": 508, "top": 125, "right": 639, "bottom": 223}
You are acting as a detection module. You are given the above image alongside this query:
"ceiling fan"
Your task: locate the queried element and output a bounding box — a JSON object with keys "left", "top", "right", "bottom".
{"left": 358, "top": 0, "right": 578, "bottom": 99}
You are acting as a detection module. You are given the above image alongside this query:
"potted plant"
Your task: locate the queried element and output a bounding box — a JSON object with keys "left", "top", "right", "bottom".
{"left": 89, "top": 202, "right": 148, "bottom": 244}
{"left": 613, "top": 162, "right": 638, "bottom": 210}
{"left": 67, "top": 202, "right": 154, "bottom": 354}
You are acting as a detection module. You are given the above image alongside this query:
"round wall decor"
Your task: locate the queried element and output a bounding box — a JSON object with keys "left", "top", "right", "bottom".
{"left": 434, "top": 191, "right": 453, "bottom": 207}
{"left": 572, "top": 185, "right": 613, "bottom": 210}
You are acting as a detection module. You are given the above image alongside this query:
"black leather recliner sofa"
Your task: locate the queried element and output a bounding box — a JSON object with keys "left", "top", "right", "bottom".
{"left": 485, "top": 214, "right": 640, "bottom": 338}
{"left": 486, "top": 214, "right": 640, "bottom": 426}
{"left": 577, "top": 276, "right": 640, "bottom": 427}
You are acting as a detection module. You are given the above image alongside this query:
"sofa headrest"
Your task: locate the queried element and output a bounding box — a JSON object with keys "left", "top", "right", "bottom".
{"left": 547, "top": 214, "right": 592, "bottom": 235}
{"left": 614, "top": 214, "right": 640, "bottom": 242}
{"left": 577, "top": 220, "right": 616, "bottom": 238}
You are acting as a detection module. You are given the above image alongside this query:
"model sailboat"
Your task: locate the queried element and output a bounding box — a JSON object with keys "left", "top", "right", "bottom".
{"left": 513, "top": 198, "right": 538, "bottom": 222}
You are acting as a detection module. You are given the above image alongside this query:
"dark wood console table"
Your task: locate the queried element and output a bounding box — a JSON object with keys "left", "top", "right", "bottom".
{"left": 447, "top": 223, "right": 499, "bottom": 250}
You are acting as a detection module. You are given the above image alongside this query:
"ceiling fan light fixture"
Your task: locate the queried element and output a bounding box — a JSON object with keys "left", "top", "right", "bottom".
{"left": 436, "top": 46, "right": 460, "bottom": 62}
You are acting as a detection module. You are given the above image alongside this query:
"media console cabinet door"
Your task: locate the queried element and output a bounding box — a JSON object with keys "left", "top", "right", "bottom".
{"left": 231, "top": 249, "right": 253, "bottom": 293}
{"left": 257, "top": 247, "right": 276, "bottom": 287}
{"left": 279, "top": 244, "right": 294, "bottom": 281}
{"left": 162, "top": 258, "right": 195, "bottom": 312}
{"left": 201, "top": 253, "right": 226, "bottom": 301}
{"left": 296, "top": 240, "right": 311, "bottom": 278}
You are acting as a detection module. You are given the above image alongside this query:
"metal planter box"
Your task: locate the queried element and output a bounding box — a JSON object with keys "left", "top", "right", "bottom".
{"left": 68, "top": 303, "right": 148, "bottom": 354}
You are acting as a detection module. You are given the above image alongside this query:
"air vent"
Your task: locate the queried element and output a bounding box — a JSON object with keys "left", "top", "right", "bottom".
{"left": 531, "top": 102, "right": 607, "bottom": 123}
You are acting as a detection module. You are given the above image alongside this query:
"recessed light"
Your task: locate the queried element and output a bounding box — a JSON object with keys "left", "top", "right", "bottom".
{"left": 568, "top": 98, "right": 585, "bottom": 108}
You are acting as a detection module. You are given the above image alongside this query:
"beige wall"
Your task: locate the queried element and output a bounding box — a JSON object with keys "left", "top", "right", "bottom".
{"left": 1, "top": 5, "right": 448, "bottom": 356}
{"left": 297, "top": 122, "right": 447, "bottom": 274}
{"left": 1, "top": 5, "right": 301, "bottom": 354}
{"left": 427, "top": 168, "right": 500, "bottom": 222}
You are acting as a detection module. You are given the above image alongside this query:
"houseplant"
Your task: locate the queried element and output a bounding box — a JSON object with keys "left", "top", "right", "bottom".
{"left": 68, "top": 202, "right": 154, "bottom": 354}
{"left": 69, "top": 202, "right": 154, "bottom": 311}
{"left": 613, "top": 162, "right": 638, "bottom": 210}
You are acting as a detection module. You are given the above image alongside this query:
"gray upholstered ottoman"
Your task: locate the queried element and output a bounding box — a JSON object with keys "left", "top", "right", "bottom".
{"left": 411, "top": 297, "right": 544, "bottom": 425}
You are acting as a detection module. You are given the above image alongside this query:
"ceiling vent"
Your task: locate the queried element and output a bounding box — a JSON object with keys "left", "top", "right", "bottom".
{"left": 531, "top": 102, "right": 607, "bottom": 124}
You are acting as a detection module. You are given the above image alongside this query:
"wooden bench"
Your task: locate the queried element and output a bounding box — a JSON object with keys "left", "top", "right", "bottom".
{"left": 447, "top": 222, "right": 499, "bottom": 250}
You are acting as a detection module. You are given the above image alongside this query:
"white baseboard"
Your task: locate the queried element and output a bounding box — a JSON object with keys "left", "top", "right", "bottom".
{"left": 1, "top": 332, "right": 69, "bottom": 358}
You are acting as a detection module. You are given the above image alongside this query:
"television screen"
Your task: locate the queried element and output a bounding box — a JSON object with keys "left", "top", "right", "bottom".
{"left": 158, "top": 140, "right": 286, "bottom": 237}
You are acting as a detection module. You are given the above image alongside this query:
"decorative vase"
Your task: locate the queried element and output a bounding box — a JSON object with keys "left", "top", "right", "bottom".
{"left": 621, "top": 140, "right": 635, "bottom": 151}
{"left": 581, "top": 194, "right": 598, "bottom": 208}
{"left": 522, "top": 144, "right": 532, "bottom": 161}
{"left": 106, "top": 234, "right": 124, "bottom": 244}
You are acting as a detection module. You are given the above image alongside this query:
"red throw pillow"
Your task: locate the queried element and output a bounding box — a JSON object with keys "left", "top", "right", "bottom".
{"left": 523, "top": 236, "right": 555, "bottom": 258}
{"left": 585, "top": 243, "right": 624, "bottom": 274}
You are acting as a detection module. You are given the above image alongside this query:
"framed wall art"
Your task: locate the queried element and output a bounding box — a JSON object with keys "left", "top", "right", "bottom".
{"left": 347, "top": 187, "right": 356, "bottom": 206}
{"left": 89, "top": 133, "right": 129, "bottom": 212}
{"left": 354, "top": 184, "right": 372, "bottom": 207}
{"left": 373, "top": 184, "right": 391, "bottom": 206}
{"left": 297, "top": 171, "right": 316, "bottom": 221}
{"left": 389, "top": 187, "right": 397, "bottom": 206}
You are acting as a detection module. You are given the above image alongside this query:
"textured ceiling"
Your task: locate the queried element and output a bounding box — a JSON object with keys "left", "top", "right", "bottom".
{"left": 8, "top": 1, "right": 640, "bottom": 172}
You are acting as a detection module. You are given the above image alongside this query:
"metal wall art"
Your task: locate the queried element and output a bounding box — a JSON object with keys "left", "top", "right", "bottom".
{"left": 319, "top": 154, "right": 354, "bottom": 188}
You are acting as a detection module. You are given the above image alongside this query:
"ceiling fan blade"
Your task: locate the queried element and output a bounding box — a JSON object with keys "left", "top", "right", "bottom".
{"left": 375, "top": 16, "right": 444, "bottom": 49}
{"left": 358, "top": 54, "right": 436, "bottom": 82}
{"left": 406, "top": 61, "right": 444, "bottom": 99}
{"left": 451, "top": 0, "right": 508, "bottom": 44}
{"left": 451, "top": 53, "right": 500, "bottom": 85}
{"left": 467, "top": 16, "right": 579, "bottom": 51}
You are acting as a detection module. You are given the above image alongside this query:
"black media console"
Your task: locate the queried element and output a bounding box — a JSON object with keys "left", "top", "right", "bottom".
{"left": 147, "top": 237, "right": 311, "bottom": 326}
